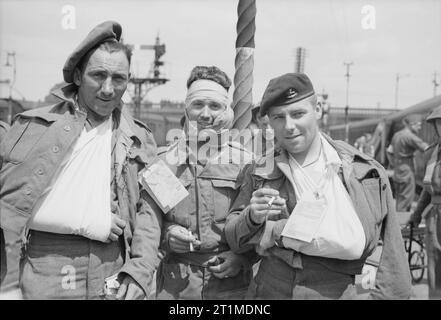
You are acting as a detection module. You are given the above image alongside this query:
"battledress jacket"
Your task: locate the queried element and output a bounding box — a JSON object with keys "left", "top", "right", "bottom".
{"left": 0, "top": 84, "right": 162, "bottom": 295}
{"left": 225, "top": 135, "right": 412, "bottom": 299}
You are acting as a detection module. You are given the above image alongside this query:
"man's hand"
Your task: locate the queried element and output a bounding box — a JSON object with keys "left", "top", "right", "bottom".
{"left": 361, "top": 264, "right": 377, "bottom": 290}
{"left": 208, "top": 251, "right": 246, "bottom": 279}
{"left": 106, "top": 214, "right": 126, "bottom": 243}
{"left": 250, "top": 188, "right": 286, "bottom": 224}
{"left": 116, "top": 274, "right": 145, "bottom": 300}
{"left": 167, "top": 225, "right": 201, "bottom": 253}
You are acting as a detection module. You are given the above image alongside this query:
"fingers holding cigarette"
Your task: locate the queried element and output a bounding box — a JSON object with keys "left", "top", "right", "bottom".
{"left": 250, "top": 188, "right": 286, "bottom": 224}
{"left": 267, "top": 196, "right": 276, "bottom": 208}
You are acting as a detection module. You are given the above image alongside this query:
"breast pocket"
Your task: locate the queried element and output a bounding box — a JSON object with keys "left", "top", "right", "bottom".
{"left": 211, "top": 179, "right": 239, "bottom": 223}
{"left": 166, "top": 178, "right": 194, "bottom": 228}
{"left": 2, "top": 118, "right": 50, "bottom": 164}
{"left": 361, "top": 177, "right": 384, "bottom": 223}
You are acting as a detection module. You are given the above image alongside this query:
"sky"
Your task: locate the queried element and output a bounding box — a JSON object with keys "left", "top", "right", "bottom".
{"left": 0, "top": 0, "right": 440, "bottom": 109}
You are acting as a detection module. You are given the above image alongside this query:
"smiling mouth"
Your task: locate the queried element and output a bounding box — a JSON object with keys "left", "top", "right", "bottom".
{"left": 97, "top": 97, "right": 112, "bottom": 102}
{"left": 285, "top": 134, "right": 301, "bottom": 139}
{"left": 198, "top": 121, "right": 213, "bottom": 128}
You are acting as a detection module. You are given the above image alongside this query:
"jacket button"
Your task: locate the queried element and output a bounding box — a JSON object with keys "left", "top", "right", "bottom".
{"left": 24, "top": 187, "right": 32, "bottom": 195}
{"left": 64, "top": 125, "right": 71, "bottom": 132}
{"left": 52, "top": 146, "right": 60, "bottom": 153}
{"left": 36, "top": 168, "right": 44, "bottom": 175}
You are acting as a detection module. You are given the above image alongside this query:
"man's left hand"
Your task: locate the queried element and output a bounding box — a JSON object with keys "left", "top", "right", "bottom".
{"left": 208, "top": 251, "right": 245, "bottom": 279}
{"left": 116, "top": 274, "right": 145, "bottom": 300}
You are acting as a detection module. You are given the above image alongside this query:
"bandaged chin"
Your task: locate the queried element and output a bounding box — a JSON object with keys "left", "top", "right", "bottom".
{"left": 185, "top": 79, "right": 230, "bottom": 108}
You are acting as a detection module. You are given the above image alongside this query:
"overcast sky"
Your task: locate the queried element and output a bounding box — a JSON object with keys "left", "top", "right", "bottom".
{"left": 0, "top": 0, "right": 440, "bottom": 109}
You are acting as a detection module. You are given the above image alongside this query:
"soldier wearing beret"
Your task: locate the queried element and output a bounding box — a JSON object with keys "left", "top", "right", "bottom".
{"left": 388, "top": 114, "right": 428, "bottom": 212}
{"left": 225, "top": 73, "right": 411, "bottom": 299}
{"left": 410, "top": 105, "right": 441, "bottom": 299}
{"left": 0, "top": 21, "right": 161, "bottom": 299}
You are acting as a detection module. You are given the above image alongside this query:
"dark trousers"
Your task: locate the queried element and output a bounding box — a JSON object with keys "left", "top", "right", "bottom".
{"left": 156, "top": 254, "right": 251, "bottom": 300}
{"left": 394, "top": 164, "right": 415, "bottom": 212}
{"left": 426, "top": 206, "right": 441, "bottom": 299}
{"left": 0, "top": 228, "right": 6, "bottom": 285}
{"left": 247, "top": 255, "right": 357, "bottom": 300}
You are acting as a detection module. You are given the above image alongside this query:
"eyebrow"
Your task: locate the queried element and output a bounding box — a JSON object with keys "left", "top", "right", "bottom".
{"left": 87, "top": 68, "right": 128, "bottom": 76}
{"left": 270, "top": 111, "right": 285, "bottom": 117}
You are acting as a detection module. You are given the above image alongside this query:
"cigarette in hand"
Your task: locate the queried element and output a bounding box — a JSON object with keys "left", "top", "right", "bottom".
{"left": 267, "top": 196, "right": 276, "bottom": 208}
{"left": 188, "top": 230, "right": 194, "bottom": 252}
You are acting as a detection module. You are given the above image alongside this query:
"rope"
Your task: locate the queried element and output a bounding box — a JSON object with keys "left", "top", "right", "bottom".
{"left": 232, "top": 0, "right": 256, "bottom": 132}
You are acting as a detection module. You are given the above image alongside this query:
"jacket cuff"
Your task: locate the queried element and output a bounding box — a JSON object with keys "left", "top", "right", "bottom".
{"left": 245, "top": 207, "right": 264, "bottom": 232}
{"left": 118, "top": 261, "right": 154, "bottom": 297}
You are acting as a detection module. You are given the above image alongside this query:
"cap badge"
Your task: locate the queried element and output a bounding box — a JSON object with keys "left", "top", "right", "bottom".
{"left": 286, "top": 88, "right": 298, "bottom": 99}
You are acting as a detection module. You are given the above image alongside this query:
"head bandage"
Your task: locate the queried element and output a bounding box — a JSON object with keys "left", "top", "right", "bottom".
{"left": 185, "top": 79, "right": 230, "bottom": 109}
{"left": 184, "top": 79, "right": 234, "bottom": 136}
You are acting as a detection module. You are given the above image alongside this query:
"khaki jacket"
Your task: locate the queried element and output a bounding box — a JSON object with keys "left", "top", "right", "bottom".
{"left": 225, "top": 135, "right": 412, "bottom": 299}
{"left": 0, "top": 84, "right": 161, "bottom": 295}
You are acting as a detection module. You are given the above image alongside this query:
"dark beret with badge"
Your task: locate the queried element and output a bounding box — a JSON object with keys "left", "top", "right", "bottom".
{"left": 260, "top": 73, "right": 315, "bottom": 116}
{"left": 63, "top": 20, "right": 123, "bottom": 83}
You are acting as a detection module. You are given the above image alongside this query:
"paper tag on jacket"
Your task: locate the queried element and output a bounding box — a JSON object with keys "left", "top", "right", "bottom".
{"left": 281, "top": 193, "right": 327, "bottom": 243}
{"left": 139, "top": 158, "right": 189, "bottom": 213}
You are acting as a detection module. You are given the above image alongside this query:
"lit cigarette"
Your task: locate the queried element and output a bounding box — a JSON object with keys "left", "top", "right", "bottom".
{"left": 267, "top": 196, "right": 276, "bottom": 208}
{"left": 188, "top": 230, "right": 194, "bottom": 252}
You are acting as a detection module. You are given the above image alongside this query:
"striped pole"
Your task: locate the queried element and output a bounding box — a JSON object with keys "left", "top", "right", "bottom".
{"left": 232, "top": 0, "right": 256, "bottom": 132}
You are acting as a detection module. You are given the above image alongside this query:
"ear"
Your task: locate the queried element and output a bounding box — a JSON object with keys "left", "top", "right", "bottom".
{"left": 314, "top": 102, "right": 323, "bottom": 120}
{"left": 73, "top": 68, "right": 82, "bottom": 86}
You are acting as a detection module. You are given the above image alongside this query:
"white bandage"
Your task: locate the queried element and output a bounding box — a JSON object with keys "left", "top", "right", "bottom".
{"left": 184, "top": 79, "right": 234, "bottom": 134}
{"left": 185, "top": 79, "right": 230, "bottom": 109}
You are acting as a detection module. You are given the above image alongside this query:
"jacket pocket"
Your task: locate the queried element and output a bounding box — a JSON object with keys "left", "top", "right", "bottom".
{"left": 165, "top": 178, "right": 193, "bottom": 228}
{"left": 156, "top": 261, "right": 189, "bottom": 299}
{"left": 361, "top": 177, "right": 383, "bottom": 223}
{"left": 2, "top": 118, "right": 49, "bottom": 164}
{"left": 211, "top": 178, "right": 238, "bottom": 222}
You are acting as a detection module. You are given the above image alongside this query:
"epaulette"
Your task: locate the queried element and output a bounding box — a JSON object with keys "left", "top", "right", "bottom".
{"left": 0, "top": 120, "right": 10, "bottom": 131}
{"left": 133, "top": 118, "right": 152, "bottom": 133}
{"left": 332, "top": 139, "right": 375, "bottom": 162}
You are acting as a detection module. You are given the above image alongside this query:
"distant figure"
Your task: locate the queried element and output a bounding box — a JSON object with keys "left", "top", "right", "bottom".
{"left": 0, "top": 120, "right": 10, "bottom": 285}
{"left": 244, "top": 103, "right": 273, "bottom": 159}
{"left": 410, "top": 105, "right": 441, "bottom": 299}
{"left": 354, "top": 134, "right": 367, "bottom": 153}
{"left": 320, "top": 97, "right": 330, "bottom": 134}
{"left": 388, "top": 114, "right": 428, "bottom": 212}
{"left": 354, "top": 133, "right": 374, "bottom": 157}
{"left": 369, "top": 121, "right": 386, "bottom": 162}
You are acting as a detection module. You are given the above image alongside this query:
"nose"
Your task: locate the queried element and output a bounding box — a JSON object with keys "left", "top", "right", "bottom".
{"left": 101, "top": 77, "right": 114, "bottom": 98}
{"left": 200, "top": 105, "right": 211, "bottom": 120}
{"left": 285, "top": 115, "right": 297, "bottom": 131}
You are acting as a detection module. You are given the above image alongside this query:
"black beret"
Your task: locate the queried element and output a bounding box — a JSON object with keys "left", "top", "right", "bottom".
{"left": 63, "top": 21, "right": 122, "bottom": 83}
{"left": 260, "top": 73, "right": 315, "bottom": 116}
